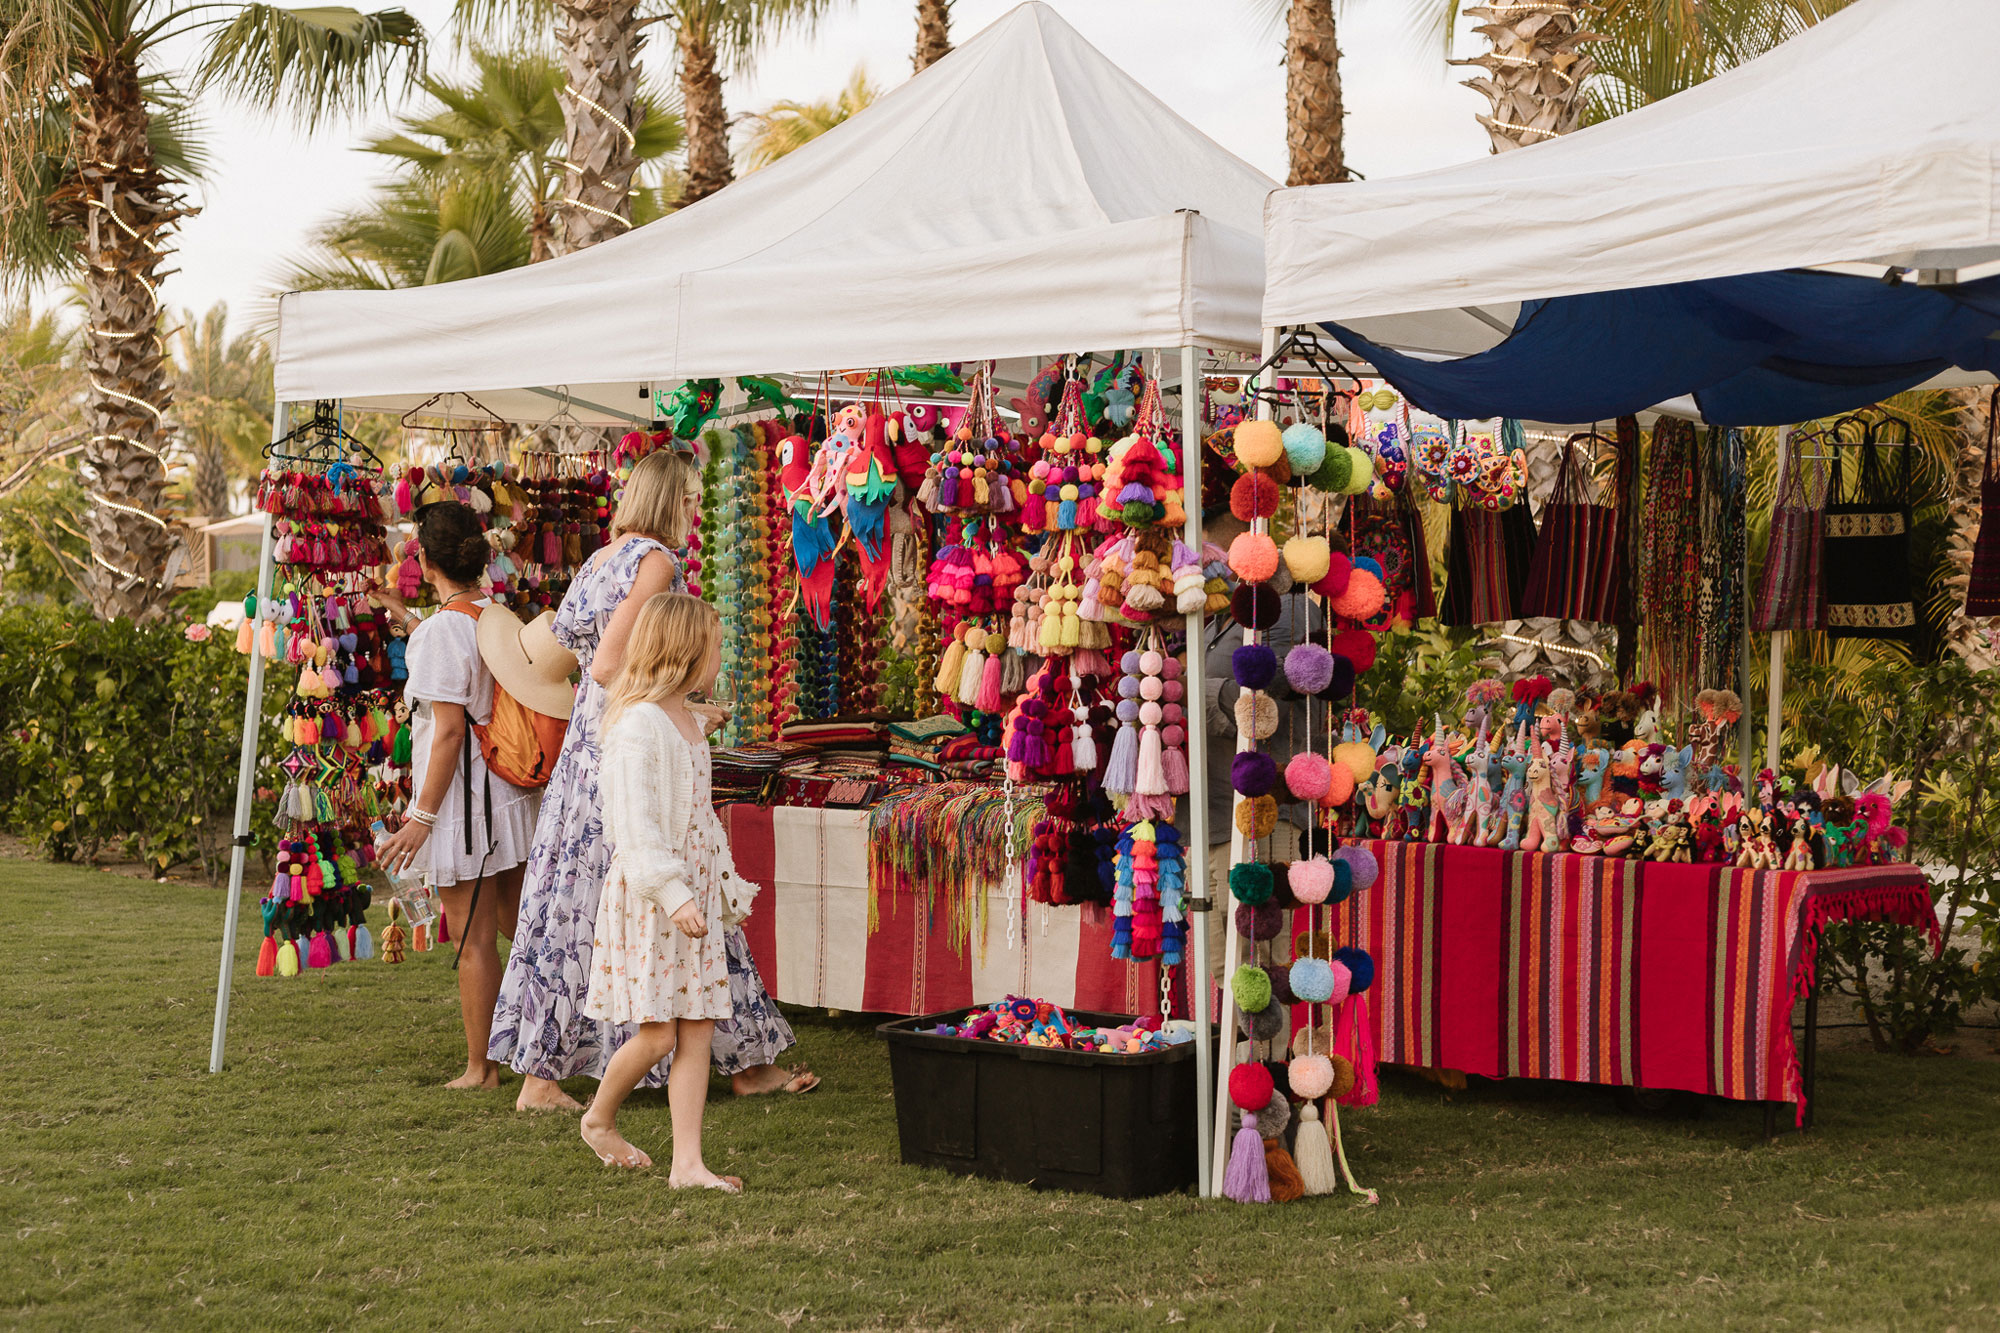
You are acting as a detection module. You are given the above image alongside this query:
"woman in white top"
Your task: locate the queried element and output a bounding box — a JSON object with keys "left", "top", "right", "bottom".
{"left": 373, "top": 501, "right": 541, "bottom": 1090}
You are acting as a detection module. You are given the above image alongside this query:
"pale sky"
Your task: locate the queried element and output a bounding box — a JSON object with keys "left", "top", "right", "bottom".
{"left": 154, "top": 0, "right": 1489, "bottom": 333}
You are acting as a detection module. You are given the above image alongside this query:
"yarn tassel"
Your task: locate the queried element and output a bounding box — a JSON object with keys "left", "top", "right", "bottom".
{"left": 1135, "top": 726, "right": 1166, "bottom": 796}
{"left": 934, "top": 637, "right": 967, "bottom": 696}
{"left": 1293, "top": 1102, "right": 1338, "bottom": 1195}
{"left": 1162, "top": 742, "right": 1189, "bottom": 796}
{"left": 306, "top": 932, "right": 332, "bottom": 969}
{"left": 1103, "top": 723, "right": 1140, "bottom": 795}
{"left": 353, "top": 924, "right": 374, "bottom": 960}
{"left": 235, "top": 618, "right": 254, "bottom": 654}
{"left": 955, "top": 647, "right": 986, "bottom": 706}
{"left": 1264, "top": 1139, "right": 1305, "bottom": 1203}
{"left": 974, "top": 652, "right": 1004, "bottom": 713}
{"left": 275, "top": 940, "right": 300, "bottom": 977}
{"left": 1222, "top": 1121, "right": 1271, "bottom": 1203}
{"left": 254, "top": 935, "right": 278, "bottom": 977}
{"left": 1001, "top": 649, "right": 1028, "bottom": 694}
{"left": 1071, "top": 709, "right": 1097, "bottom": 771}
{"left": 1335, "top": 994, "right": 1380, "bottom": 1108}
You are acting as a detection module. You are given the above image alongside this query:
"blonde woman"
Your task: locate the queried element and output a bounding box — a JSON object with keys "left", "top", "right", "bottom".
{"left": 488, "top": 449, "right": 814, "bottom": 1112}
{"left": 580, "top": 593, "right": 754, "bottom": 1184}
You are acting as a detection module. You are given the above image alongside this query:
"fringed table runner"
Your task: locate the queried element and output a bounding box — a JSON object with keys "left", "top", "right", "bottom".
{"left": 725, "top": 800, "right": 1179, "bottom": 1017}
{"left": 1333, "top": 843, "right": 1934, "bottom": 1122}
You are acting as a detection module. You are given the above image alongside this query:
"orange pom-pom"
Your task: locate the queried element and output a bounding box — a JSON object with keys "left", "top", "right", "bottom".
{"left": 1320, "top": 762, "right": 1356, "bottom": 807}
{"left": 1330, "top": 568, "right": 1385, "bottom": 621}
{"left": 1233, "top": 420, "right": 1284, "bottom": 469}
{"left": 1228, "top": 532, "right": 1281, "bottom": 584}
{"left": 1229, "top": 472, "right": 1281, "bottom": 521}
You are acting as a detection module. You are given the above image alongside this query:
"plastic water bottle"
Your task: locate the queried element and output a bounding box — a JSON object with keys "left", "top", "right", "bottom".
{"left": 371, "top": 819, "right": 439, "bottom": 930}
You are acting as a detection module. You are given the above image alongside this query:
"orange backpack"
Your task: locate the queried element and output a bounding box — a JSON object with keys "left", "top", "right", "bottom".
{"left": 445, "top": 603, "right": 567, "bottom": 790}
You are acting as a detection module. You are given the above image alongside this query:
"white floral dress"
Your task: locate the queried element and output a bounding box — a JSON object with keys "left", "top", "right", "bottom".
{"left": 585, "top": 703, "right": 746, "bottom": 1025}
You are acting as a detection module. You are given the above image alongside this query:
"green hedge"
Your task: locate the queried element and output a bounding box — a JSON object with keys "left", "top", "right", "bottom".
{"left": 0, "top": 602, "right": 278, "bottom": 875}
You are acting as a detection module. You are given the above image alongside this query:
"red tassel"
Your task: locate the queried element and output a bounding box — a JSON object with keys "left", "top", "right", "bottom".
{"left": 437, "top": 910, "right": 451, "bottom": 944}
{"left": 1334, "top": 994, "right": 1379, "bottom": 1108}
{"left": 255, "top": 935, "right": 278, "bottom": 977}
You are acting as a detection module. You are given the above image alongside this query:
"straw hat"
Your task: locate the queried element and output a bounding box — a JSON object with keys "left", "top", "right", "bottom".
{"left": 477, "top": 607, "right": 579, "bottom": 719}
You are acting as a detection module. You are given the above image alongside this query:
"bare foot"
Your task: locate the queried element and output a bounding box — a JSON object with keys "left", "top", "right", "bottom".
{"left": 731, "top": 1064, "right": 819, "bottom": 1096}
{"left": 444, "top": 1064, "right": 500, "bottom": 1090}
{"left": 516, "top": 1076, "right": 584, "bottom": 1113}
{"left": 580, "top": 1117, "right": 651, "bottom": 1170}
{"left": 667, "top": 1167, "right": 743, "bottom": 1193}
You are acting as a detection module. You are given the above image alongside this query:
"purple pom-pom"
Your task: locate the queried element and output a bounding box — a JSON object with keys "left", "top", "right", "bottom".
{"left": 1284, "top": 643, "right": 1335, "bottom": 695}
{"left": 1336, "top": 843, "right": 1380, "bottom": 891}
{"left": 1232, "top": 643, "right": 1277, "bottom": 689}
{"left": 1231, "top": 751, "right": 1278, "bottom": 797}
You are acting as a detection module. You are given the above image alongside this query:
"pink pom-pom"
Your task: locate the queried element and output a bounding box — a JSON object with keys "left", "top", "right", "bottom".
{"left": 1326, "top": 961, "right": 1353, "bottom": 1007}
{"left": 1285, "top": 752, "right": 1333, "bottom": 802}
{"left": 1331, "top": 568, "right": 1386, "bottom": 621}
{"left": 1289, "top": 857, "right": 1336, "bottom": 905}
{"left": 1288, "top": 1053, "right": 1335, "bottom": 1100}
{"left": 1310, "top": 550, "right": 1354, "bottom": 599}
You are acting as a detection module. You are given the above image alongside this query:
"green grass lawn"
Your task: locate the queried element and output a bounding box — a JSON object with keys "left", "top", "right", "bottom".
{"left": 4, "top": 858, "right": 1998, "bottom": 1332}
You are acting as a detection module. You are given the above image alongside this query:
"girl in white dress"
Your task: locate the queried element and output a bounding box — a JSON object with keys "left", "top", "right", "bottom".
{"left": 580, "top": 592, "right": 756, "bottom": 1188}
{"left": 372, "top": 501, "right": 541, "bottom": 1090}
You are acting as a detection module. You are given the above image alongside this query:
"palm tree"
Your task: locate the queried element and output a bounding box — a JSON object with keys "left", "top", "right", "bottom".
{"left": 913, "top": 0, "right": 950, "bottom": 72}
{"left": 169, "top": 305, "right": 272, "bottom": 520}
{"left": 1, "top": 0, "right": 425, "bottom": 621}
{"left": 1255, "top": 0, "right": 1349, "bottom": 186}
{"left": 739, "top": 65, "right": 877, "bottom": 170}
{"left": 365, "top": 47, "right": 683, "bottom": 263}
{"left": 290, "top": 174, "right": 535, "bottom": 291}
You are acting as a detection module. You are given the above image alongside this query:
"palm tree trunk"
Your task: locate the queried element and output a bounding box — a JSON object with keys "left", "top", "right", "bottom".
{"left": 1455, "top": 2, "right": 1597, "bottom": 153}
{"left": 679, "top": 20, "right": 734, "bottom": 205}
{"left": 1943, "top": 387, "right": 1997, "bottom": 668}
{"left": 46, "top": 52, "right": 190, "bottom": 622}
{"left": 552, "top": 0, "right": 644, "bottom": 256}
{"left": 1284, "top": 0, "right": 1347, "bottom": 186}
{"left": 914, "top": 0, "right": 952, "bottom": 73}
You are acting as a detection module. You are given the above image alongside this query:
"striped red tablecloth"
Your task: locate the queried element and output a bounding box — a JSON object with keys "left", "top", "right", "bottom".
{"left": 724, "top": 804, "right": 1176, "bottom": 1019}
{"left": 1330, "top": 842, "right": 1936, "bottom": 1118}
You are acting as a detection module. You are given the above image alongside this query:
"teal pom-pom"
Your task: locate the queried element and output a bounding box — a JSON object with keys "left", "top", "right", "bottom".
{"left": 1283, "top": 423, "right": 1327, "bottom": 474}
{"left": 1229, "top": 862, "right": 1274, "bottom": 905}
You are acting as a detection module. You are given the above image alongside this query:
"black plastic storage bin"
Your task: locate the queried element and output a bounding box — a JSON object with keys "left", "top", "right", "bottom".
{"left": 876, "top": 1009, "right": 1198, "bottom": 1198}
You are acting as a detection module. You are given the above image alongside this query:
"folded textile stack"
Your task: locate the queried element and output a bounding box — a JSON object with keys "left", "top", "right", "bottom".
{"left": 886, "top": 715, "right": 972, "bottom": 775}
{"left": 780, "top": 719, "right": 889, "bottom": 766}
{"left": 711, "top": 740, "right": 817, "bottom": 803}
{"left": 937, "top": 733, "right": 1004, "bottom": 781}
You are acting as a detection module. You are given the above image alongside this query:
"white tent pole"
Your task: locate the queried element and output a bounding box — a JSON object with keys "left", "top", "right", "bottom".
{"left": 210, "top": 401, "right": 290, "bottom": 1074}
{"left": 1178, "top": 342, "right": 1215, "bottom": 1196}
{"left": 1767, "top": 631, "right": 1787, "bottom": 776}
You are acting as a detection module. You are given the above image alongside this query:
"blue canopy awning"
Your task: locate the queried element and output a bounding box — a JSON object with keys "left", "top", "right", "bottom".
{"left": 1325, "top": 271, "right": 2000, "bottom": 427}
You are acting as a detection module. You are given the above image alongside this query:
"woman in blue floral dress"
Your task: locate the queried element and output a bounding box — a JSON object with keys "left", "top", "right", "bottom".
{"left": 488, "top": 450, "right": 816, "bottom": 1111}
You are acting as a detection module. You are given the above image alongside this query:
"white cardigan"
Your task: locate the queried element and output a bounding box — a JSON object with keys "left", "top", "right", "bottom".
{"left": 601, "top": 702, "right": 753, "bottom": 923}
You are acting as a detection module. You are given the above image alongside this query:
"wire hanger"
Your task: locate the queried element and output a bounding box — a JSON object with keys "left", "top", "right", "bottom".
{"left": 400, "top": 391, "right": 508, "bottom": 468}
{"left": 266, "top": 401, "right": 383, "bottom": 470}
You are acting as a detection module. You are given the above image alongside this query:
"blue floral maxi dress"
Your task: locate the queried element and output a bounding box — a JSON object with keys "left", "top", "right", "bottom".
{"left": 487, "top": 538, "right": 797, "bottom": 1081}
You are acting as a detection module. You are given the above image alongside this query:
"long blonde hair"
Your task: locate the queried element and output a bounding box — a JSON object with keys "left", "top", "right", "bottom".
{"left": 613, "top": 449, "right": 699, "bottom": 547}
{"left": 603, "top": 592, "right": 719, "bottom": 728}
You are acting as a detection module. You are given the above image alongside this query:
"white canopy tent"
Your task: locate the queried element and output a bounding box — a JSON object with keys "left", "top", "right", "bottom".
{"left": 1263, "top": 0, "right": 2000, "bottom": 371}
{"left": 272, "top": 1, "right": 1273, "bottom": 423}
{"left": 220, "top": 0, "right": 1287, "bottom": 1198}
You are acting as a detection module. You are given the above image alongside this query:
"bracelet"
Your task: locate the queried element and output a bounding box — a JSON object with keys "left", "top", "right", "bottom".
{"left": 407, "top": 808, "right": 438, "bottom": 828}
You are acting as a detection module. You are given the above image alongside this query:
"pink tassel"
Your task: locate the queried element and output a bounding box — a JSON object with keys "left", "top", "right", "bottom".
{"left": 1335, "top": 994, "right": 1379, "bottom": 1108}
{"left": 306, "top": 932, "right": 333, "bottom": 969}
{"left": 1222, "top": 1122, "right": 1271, "bottom": 1203}
{"left": 974, "top": 652, "right": 1004, "bottom": 713}
{"left": 1162, "top": 743, "right": 1189, "bottom": 796}
{"left": 1136, "top": 726, "right": 1166, "bottom": 796}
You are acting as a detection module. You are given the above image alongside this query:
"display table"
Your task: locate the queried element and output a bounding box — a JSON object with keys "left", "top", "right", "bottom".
{"left": 1334, "top": 842, "right": 1938, "bottom": 1122}
{"left": 725, "top": 804, "right": 1175, "bottom": 1018}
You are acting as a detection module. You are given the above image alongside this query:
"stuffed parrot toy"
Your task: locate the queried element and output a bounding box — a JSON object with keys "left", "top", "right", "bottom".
{"left": 843, "top": 412, "right": 900, "bottom": 610}
{"left": 777, "top": 433, "right": 838, "bottom": 630}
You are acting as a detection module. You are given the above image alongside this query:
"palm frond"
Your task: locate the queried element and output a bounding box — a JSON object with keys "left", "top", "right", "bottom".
{"left": 738, "top": 63, "right": 875, "bottom": 170}
{"left": 195, "top": 4, "right": 427, "bottom": 129}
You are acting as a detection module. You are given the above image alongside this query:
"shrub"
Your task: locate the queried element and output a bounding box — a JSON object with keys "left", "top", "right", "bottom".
{"left": 0, "top": 603, "right": 278, "bottom": 877}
